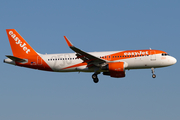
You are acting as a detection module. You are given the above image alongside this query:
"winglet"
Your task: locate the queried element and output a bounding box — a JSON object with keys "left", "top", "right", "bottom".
{"left": 64, "top": 36, "right": 73, "bottom": 47}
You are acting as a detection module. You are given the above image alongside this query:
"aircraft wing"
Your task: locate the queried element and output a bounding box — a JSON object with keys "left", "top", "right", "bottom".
{"left": 64, "top": 36, "right": 106, "bottom": 67}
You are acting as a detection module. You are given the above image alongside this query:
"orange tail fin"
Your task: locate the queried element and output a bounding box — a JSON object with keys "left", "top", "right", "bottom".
{"left": 6, "top": 29, "right": 37, "bottom": 58}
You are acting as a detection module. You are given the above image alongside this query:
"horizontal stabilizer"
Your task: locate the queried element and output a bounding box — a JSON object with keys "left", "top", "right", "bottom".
{"left": 6, "top": 55, "right": 26, "bottom": 62}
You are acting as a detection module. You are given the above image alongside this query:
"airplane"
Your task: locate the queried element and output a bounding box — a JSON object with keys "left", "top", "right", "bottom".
{"left": 4, "top": 29, "right": 177, "bottom": 83}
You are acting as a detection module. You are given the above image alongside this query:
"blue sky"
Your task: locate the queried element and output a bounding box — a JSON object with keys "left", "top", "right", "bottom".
{"left": 0, "top": 0, "right": 180, "bottom": 120}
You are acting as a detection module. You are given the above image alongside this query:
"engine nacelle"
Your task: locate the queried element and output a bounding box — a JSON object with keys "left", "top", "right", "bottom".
{"left": 103, "top": 62, "right": 126, "bottom": 78}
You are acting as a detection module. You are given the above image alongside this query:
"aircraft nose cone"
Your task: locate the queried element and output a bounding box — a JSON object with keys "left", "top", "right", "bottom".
{"left": 171, "top": 57, "right": 177, "bottom": 65}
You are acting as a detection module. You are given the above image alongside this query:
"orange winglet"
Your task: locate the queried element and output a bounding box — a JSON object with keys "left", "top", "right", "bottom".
{"left": 64, "top": 36, "right": 73, "bottom": 47}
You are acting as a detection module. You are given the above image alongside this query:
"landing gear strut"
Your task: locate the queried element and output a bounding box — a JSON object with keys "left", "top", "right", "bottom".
{"left": 92, "top": 74, "right": 99, "bottom": 83}
{"left": 151, "top": 68, "right": 156, "bottom": 78}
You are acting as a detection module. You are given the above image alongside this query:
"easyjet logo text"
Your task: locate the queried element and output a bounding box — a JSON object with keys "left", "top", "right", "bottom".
{"left": 9, "top": 31, "right": 30, "bottom": 54}
{"left": 124, "top": 51, "right": 148, "bottom": 55}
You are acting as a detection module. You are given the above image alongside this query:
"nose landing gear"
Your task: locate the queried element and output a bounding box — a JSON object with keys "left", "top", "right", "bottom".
{"left": 151, "top": 68, "right": 156, "bottom": 78}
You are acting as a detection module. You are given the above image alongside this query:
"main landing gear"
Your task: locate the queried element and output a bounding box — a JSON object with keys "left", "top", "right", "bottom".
{"left": 92, "top": 72, "right": 100, "bottom": 83}
{"left": 92, "top": 74, "right": 99, "bottom": 83}
{"left": 151, "top": 68, "right": 156, "bottom": 78}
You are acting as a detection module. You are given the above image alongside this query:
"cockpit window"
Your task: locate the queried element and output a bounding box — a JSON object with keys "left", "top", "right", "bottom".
{"left": 162, "top": 53, "right": 169, "bottom": 56}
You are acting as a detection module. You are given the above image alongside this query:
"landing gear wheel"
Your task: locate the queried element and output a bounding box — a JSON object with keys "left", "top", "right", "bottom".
{"left": 152, "top": 74, "right": 156, "bottom": 78}
{"left": 93, "top": 78, "right": 99, "bottom": 83}
{"left": 92, "top": 74, "right": 99, "bottom": 83}
{"left": 92, "top": 74, "right": 97, "bottom": 79}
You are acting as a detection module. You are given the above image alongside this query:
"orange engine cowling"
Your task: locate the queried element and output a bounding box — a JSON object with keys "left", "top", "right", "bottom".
{"left": 103, "top": 62, "right": 125, "bottom": 78}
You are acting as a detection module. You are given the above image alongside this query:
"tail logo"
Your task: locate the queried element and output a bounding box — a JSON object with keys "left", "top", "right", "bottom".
{"left": 9, "top": 31, "right": 30, "bottom": 54}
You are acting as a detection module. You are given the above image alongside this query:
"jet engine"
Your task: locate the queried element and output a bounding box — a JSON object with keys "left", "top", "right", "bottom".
{"left": 102, "top": 62, "right": 127, "bottom": 78}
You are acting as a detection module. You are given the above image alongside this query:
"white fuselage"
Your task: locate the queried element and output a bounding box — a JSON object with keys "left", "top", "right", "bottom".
{"left": 40, "top": 51, "right": 176, "bottom": 72}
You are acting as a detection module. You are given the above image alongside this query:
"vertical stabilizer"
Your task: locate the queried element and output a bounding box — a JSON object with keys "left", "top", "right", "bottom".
{"left": 6, "top": 29, "right": 37, "bottom": 58}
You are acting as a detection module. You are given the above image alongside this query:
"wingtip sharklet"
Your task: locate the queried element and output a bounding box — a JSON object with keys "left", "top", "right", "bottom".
{"left": 64, "top": 36, "right": 73, "bottom": 47}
